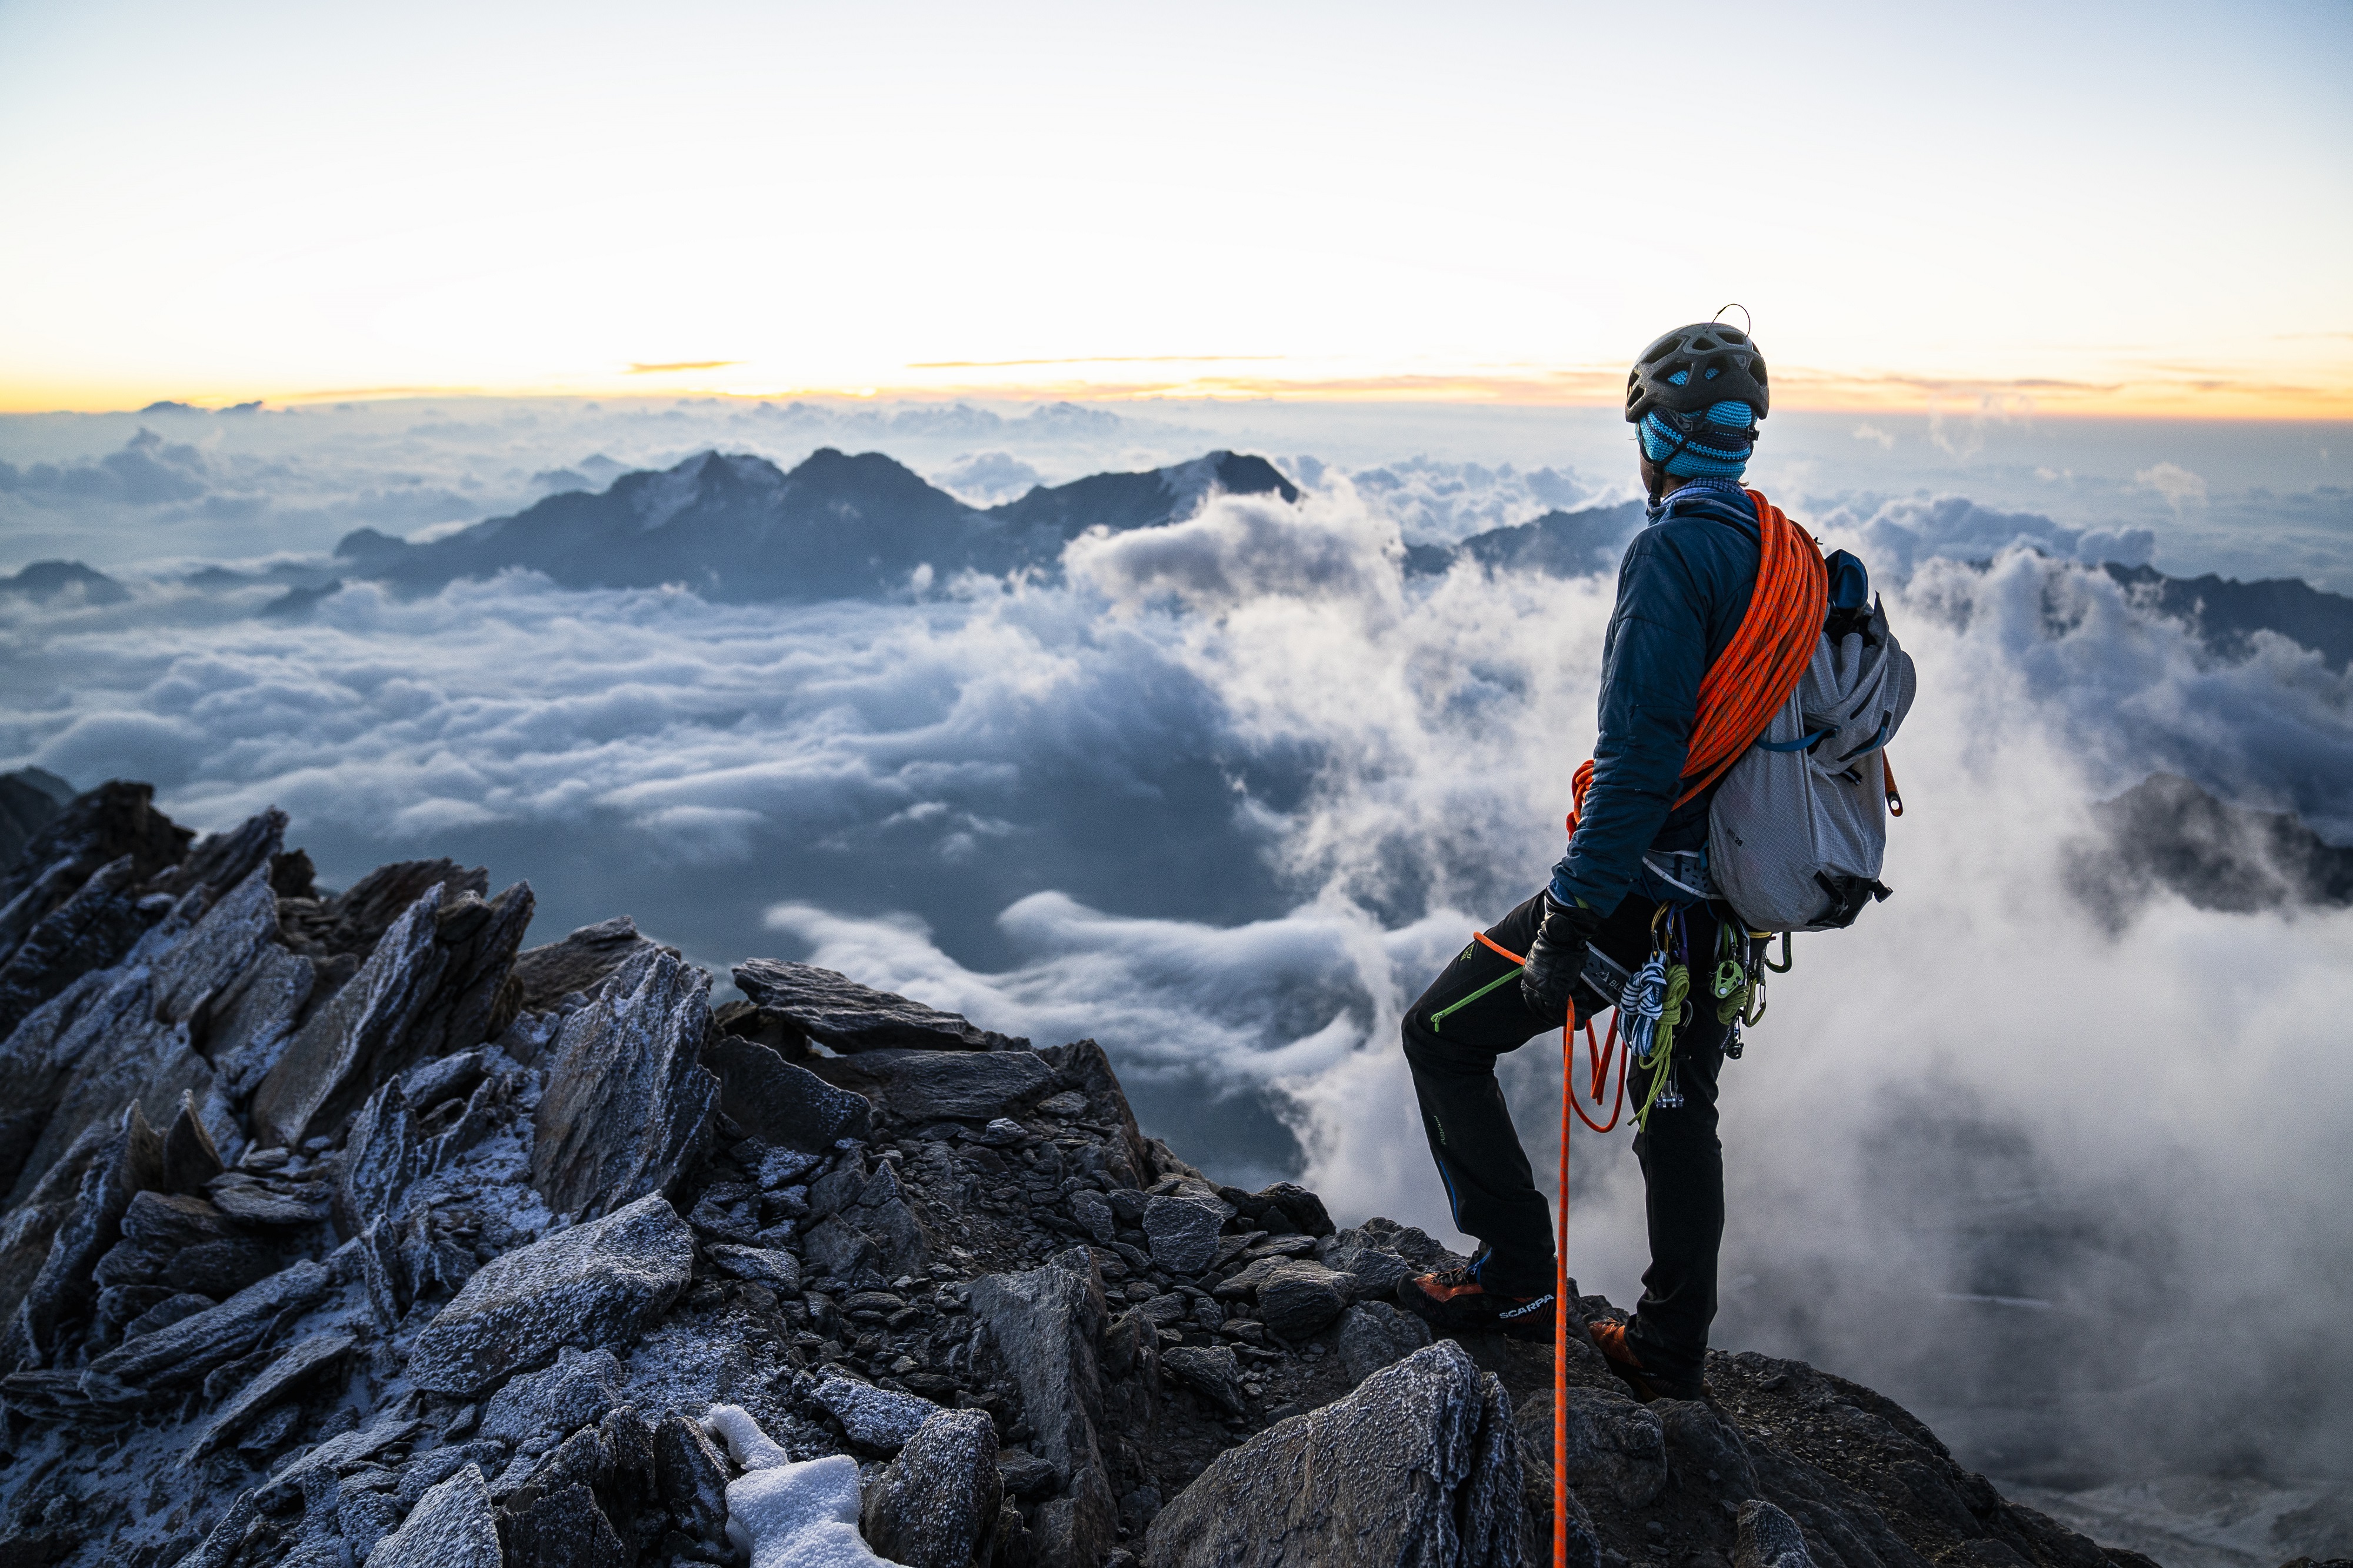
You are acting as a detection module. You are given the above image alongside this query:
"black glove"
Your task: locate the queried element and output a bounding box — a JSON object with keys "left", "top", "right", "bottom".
{"left": 1520, "top": 892, "right": 1601, "bottom": 1023}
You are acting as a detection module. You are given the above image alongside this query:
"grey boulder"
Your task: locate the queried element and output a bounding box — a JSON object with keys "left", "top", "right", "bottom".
{"left": 369, "top": 1462, "right": 502, "bottom": 1568}
{"left": 406, "top": 1193, "right": 694, "bottom": 1396}
{"left": 1143, "top": 1195, "right": 1224, "bottom": 1276}
{"left": 530, "top": 948, "right": 719, "bottom": 1220}
{"left": 1144, "top": 1339, "right": 1522, "bottom": 1568}
{"left": 1255, "top": 1262, "right": 1350, "bottom": 1340}
{"left": 1557, "top": 1386, "right": 1667, "bottom": 1508}
{"left": 702, "top": 1033, "right": 871, "bottom": 1153}
{"left": 1737, "top": 1499, "right": 1817, "bottom": 1568}
{"left": 1336, "top": 1300, "right": 1432, "bottom": 1385}
{"left": 479, "top": 1345, "right": 625, "bottom": 1446}
{"left": 862, "top": 1407, "right": 1003, "bottom": 1568}
{"left": 1161, "top": 1344, "right": 1247, "bottom": 1416}
{"left": 809, "top": 1372, "right": 941, "bottom": 1450}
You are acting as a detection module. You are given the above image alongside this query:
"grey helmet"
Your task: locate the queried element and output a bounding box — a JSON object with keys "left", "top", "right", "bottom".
{"left": 1625, "top": 322, "right": 1771, "bottom": 423}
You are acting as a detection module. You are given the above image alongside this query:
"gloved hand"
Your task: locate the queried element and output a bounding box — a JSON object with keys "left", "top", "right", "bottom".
{"left": 1520, "top": 892, "right": 1601, "bottom": 1023}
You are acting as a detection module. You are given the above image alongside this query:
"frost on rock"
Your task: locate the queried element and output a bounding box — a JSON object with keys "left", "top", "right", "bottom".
{"left": 368, "top": 1462, "right": 502, "bottom": 1568}
{"left": 407, "top": 1192, "right": 693, "bottom": 1395}
{"left": 809, "top": 1372, "right": 940, "bottom": 1450}
{"left": 0, "top": 787, "right": 2169, "bottom": 1568}
{"left": 529, "top": 946, "right": 718, "bottom": 1219}
{"left": 1144, "top": 1340, "right": 1521, "bottom": 1568}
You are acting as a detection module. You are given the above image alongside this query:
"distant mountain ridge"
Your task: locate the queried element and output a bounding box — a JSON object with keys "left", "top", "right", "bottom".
{"left": 335, "top": 446, "right": 1298, "bottom": 602}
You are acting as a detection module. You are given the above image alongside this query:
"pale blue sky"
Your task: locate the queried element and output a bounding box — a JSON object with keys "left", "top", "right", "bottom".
{"left": 1, "top": 0, "right": 2348, "bottom": 410}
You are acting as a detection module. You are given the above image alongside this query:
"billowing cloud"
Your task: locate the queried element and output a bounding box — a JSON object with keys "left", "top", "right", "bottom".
{"left": 1, "top": 414, "right": 2349, "bottom": 1483}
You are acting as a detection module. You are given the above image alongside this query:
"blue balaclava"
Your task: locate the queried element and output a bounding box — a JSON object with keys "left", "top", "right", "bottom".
{"left": 1637, "top": 371, "right": 1758, "bottom": 480}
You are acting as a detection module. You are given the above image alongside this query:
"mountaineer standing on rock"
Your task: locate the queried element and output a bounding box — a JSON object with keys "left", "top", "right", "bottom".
{"left": 1393, "top": 318, "right": 1909, "bottom": 1403}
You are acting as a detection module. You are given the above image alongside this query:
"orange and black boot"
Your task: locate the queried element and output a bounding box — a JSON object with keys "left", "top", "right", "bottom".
{"left": 1397, "top": 1266, "right": 1555, "bottom": 1343}
{"left": 1588, "top": 1317, "right": 1705, "bottom": 1402}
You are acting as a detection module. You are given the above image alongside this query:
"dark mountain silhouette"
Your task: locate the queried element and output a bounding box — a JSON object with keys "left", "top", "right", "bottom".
{"left": 0, "top": 560, "right": 129, "bottom": 605}
{"left": 2072, "top": 771, "right": 2353, "bottom": 923}
{"left": 1404, "top": 501, "right": 1647, "bottom": 579}
{"left": 2100, "top": 562, "right": 2353, "bottom": 672}
{"left": 335, "top": 447, "right": 1301, "bottom": 600}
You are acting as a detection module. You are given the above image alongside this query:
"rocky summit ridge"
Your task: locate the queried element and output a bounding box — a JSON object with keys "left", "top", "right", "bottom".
{"left": 0, "top": 779, "right": 2183, "bottom": 1568}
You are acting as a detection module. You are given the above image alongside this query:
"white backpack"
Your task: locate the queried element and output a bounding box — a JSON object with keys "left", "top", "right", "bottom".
{"left": 1706, "top": 597, "right": 1917, "bottom": 932}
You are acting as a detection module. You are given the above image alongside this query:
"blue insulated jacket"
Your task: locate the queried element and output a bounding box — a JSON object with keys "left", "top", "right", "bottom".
{"left": 1549, "top": 478, "right": 1760, "bottom": 916}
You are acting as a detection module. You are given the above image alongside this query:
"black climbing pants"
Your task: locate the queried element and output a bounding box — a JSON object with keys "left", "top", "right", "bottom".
{"left": 1399, "top": 889, "right": 1731, "bottom": 1383}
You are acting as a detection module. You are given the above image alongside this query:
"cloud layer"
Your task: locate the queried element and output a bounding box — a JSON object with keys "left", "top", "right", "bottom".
{"left": 2, "top": 419, "right": 2349, "bottom": 1482}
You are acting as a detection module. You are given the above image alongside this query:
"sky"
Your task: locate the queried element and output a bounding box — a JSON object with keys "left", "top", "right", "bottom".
{"left": 2, "top": 0, "right": 2349, "bottom": 415}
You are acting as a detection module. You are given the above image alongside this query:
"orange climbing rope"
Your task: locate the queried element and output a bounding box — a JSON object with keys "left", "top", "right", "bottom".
{"left": 1469, "top": 929, "right": 1626, "bottom": 1562}
{"left": 1500, "top": 489, "right": 1825, "bottom": 1567}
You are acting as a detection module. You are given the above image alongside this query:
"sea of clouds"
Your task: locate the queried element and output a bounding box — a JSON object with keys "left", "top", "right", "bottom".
{"left": 3, "top": 399, "right": 2349, "bottom": 1489}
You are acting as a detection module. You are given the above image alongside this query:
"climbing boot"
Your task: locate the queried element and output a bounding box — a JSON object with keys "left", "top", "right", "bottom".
{"left": 1588, "top": 1317, "right": 1704, "bottom": 1402}
{"left": 1397, "top": 1267, "right": 1555, "bottom": 1343}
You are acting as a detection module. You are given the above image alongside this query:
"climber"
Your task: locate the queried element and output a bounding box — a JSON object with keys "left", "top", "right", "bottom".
{"left": 1394, "top": 319, "right": 1778, "bottom": 1402}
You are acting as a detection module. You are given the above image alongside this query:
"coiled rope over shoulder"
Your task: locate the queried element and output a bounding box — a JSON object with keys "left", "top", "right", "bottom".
{"left": 1562, "top": 489, "right": 1828, "bottom": 838}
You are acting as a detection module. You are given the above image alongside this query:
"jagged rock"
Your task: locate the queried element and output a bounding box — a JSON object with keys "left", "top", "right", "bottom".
{"left": 122, "top": 1290, "right": 212, "bottom": 1338}
{"left": 808, "top": 1046, "right": 1054, "bottom": 1123}
{"left": 1337, "top": 1300, "right": 1433, "bottom": 1384}
{"left": 1252, "top": 1182, "right": 1334, "bottom": 1239}
{"left": 159, "top": 1091, "right": 225, "bottom": 1193}
{"left": 481, "top": 1345, "right": 626, "bottom": 1446}
{"left": 1255, "top": 1262, "right": 1351, "bottom": 1340}
{"left": 369, "top": 1462, "right": 502, "bottom": 1568}
{"left": 1737, "top": 1499, "right": 1817, "bottom": 1568}
{"left": 1144, "top": 1340, "right": 1521, "bottom": 1568}
{"left": 280, "top": 856, "right": 484, "bottom": 956}
{"left": 407, "top": 1193, "right": 694, "bottom": 1396}
{"left": 809, "top": 1371, "right": 940, "bottom": 1449}
{"left": 1161, "top": 1345, "right": 1247, "bottom": 1415}
{"left": 0, "top": 854, "right": 152, "bottom": 1042}
{"left": 970, "top": 1248, "right": 1119, "bottom": 1564}
{"left": 338, "top": 1078, "right": 425, "bottom": 1233}
{"left": 251, "top": 875, "right": 531, "bottom": 1150}
{"left": 148, "top": 807, "right": 288, "bottom": 900}
{"left": 402, "top": 1046, "right": 486, "bottom": 1110}
{"left": 88, "top": 1257, "right": 330, "bottom": 1385}
{"left": 0, "top": 768, "right": 69, "bottom": 872}
{"left": 1659, "top": 1396, "right": 1761, "bottom": 1506}
{"left": 996, "top": 1449, "right": 1059, "bottom": 1499}
{"left": 209, "top": 945, "right": 316, "bottom": 1110}
{"left": 1512, "top": 1393, "right": 1603, "bottom": 1568}
{"left": 1071, "top": 1187, "right": 1116, "bottom": 1244}
{"left": 249, "top": 883, "right": 450, "bottom": 1149}
{"left": 862, "top": 1407, "right": 1002, "bottom": 1568}
{"left": 511, "top": 914, "right": 668, "bottom": 1011}
{"left": 0, "top": 1116, "right": 114, "bottom": 1338}
{"left": 150, "top": 860, "right": 281, "bottom": 1025}
{"left": 184, "top": 1330, "right": 355, "bottom": 1461}
{"left": 735, "top": 958, "right": 1028, "bottom": 1052}
{"left": 0, "top": 973, "right": 118, "bottom": 1206}
{"left": 707, "top": 1243, "right": 803, "bottom": 1292}
{"left": 504, "top": 1482, "right": 628, "bottom": 1567}
{"left": 1143, "top": 1194, "right": 1224, "bottom": 1275}
{"left": 1558, "top": 1386, "right": 1667, "bottom": 1508}
{"left": 11, "top": 1100, "right": 164, "bottom": 1365}
{"left": 705, "top": 1033, "right": 872, "bottom": 1152}
{"left": 653, "top": 1412, "right": 732, "bottom": 1546}
{"left": 6, "top": 869, "right": 288, "bottom": 1205}
{"left": 530, "top": 948, "right": 719, "bottom": 1219}
{"left": 158, "top": 1235, "right": 279, "bottom": 1296}
{"left": 0, "top": 780, "right": 189, "bottom": 968}
{"left": 208, "top": 1173, "right": 331, "bottom": 1226}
